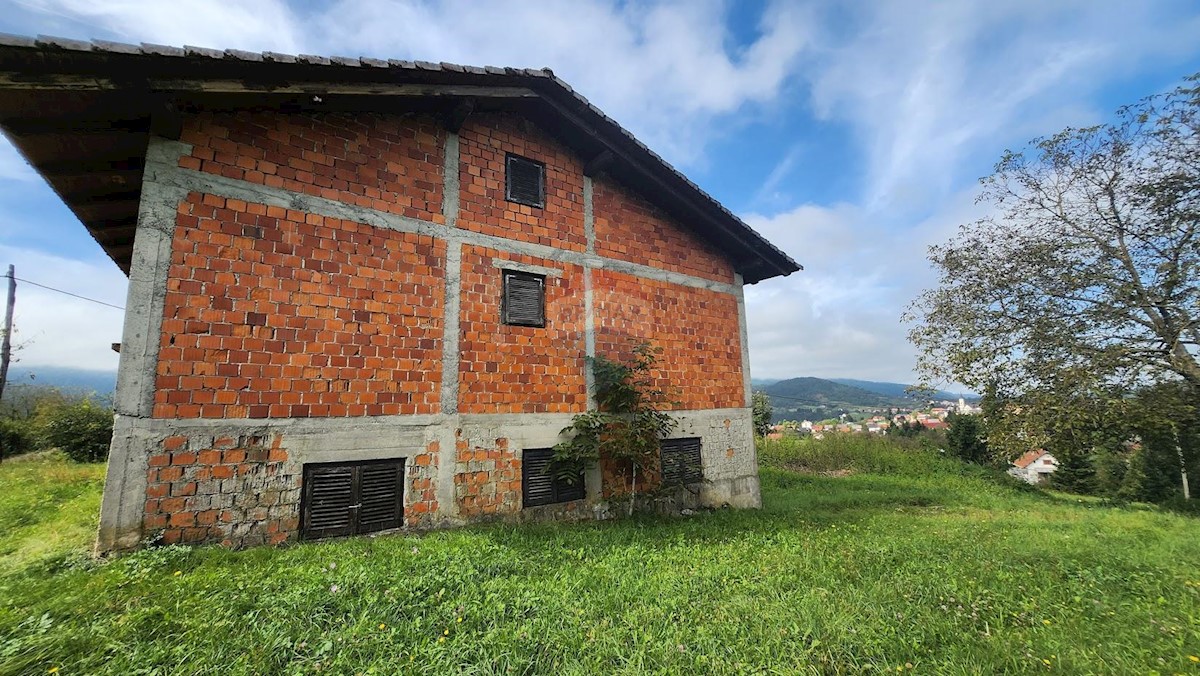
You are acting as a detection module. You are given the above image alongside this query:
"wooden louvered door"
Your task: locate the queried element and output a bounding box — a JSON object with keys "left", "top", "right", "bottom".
{"left": 301, "top": 459, "right": 404, "bottom": 540}
{"left": 659, "top": 438, "right": 703, "bottom": 487}
{"left": 356, "top": 461, "right": 404, "bottom": 533}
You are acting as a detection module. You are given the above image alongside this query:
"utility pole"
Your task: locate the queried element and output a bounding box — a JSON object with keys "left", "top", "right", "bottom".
{"left": 0, "top": 265, "right": 13, "bottom": 463}
{"left": 0, "top": 264, "right": 13, "bottom": 405}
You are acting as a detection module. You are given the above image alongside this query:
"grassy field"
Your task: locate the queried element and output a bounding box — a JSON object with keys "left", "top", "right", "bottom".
{"left": 0, "top": 442, "right": 1198, "bottom": 674}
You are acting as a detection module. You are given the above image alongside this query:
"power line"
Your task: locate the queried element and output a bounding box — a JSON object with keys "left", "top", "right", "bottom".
{"left": 13, "top": 276, "right": 124, "bottom": 310}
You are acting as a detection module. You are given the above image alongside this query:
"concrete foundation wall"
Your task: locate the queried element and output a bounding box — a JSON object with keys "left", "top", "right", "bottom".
{"left": 98, "top": 111, "right": 762, "bottom": 552}
{"left": 113, "top": 407, "right": 756, "bottom": 547}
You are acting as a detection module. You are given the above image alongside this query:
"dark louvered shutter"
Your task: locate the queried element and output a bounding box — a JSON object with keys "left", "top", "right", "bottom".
{"left": 357, "top": 461, "right": 404, "bottom": 533}
{"left": 503, "top": 271, "right": 545, "bottom": 327}
{"left": 506, "top": 154, "right": 544, "bottom": 207}
{"left": 660, "top": 438, "right": 703, "bottom": 487}
{"left": 302, "top": 464, "right": 356, "bottom": 539}
{"left": 301, "top": 459, "right": 404, "bottom": 540}
{"left": 522, "top": 448, "right": 585, "bottom": 508}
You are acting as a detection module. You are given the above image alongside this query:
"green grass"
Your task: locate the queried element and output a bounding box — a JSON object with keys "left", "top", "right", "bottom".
{"left": 0, "top": 452, "right": 105, "bottom": 571}
{"left": 1, "top": 442, "right": 1198, "bottom": 674}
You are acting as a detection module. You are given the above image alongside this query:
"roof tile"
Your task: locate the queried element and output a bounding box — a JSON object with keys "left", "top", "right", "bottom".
{"left": 91, "top": 39, "right": 140, "bottom": 54}
{"left": 0, "top": 33, "right": 36, "bottom": 48}
{"left": 36, "top": 35, "right": 92, "bottom": 51}
{"left": 263, "top": 51, "right": 297, "bottom": 63}
{"left": 140, "top": 42, "right": 185, "bottom": 57}
{"left": 183, "top": 45, "right": 224, "bottom": 59}
{"left": 224, "top": 49, "right": 262, "bottom": 62}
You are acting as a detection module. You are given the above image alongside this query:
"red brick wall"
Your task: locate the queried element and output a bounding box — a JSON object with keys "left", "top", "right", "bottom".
{"left": 457, "top": 114, "right": 586, "bottom": 251}
{"left": 143, "top": 433, "right": 297, "bottom": 546}
{"left": 593, "top": 176, "right": 734, "bottom": 284}
{"left": 180, "top": 112, "right": 445, "bottom": 224}
{"left": 593, "top": 268, "right": 744, "bottom": 410}
{"left": 454, "top": 435, "right": 521, "bottom": 517}
{"left": 154, "top": 192, "right": 445, "bottom": 419}
{"left": 457, "top": 246, "right": 588, "bottom": 414}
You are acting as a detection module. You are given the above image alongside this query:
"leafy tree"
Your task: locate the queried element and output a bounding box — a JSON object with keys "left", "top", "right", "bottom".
{"left": 907, "top": 75, "right": 1200, "bottom": 453}
{"left": 1127, "top": 381, "right": 1198, "bottom": 500}
{"left": 751, "top": 390, "right": 773, "bottom": 437}
{"left": 945, "top": 413, "right": 988, "bottom": 464}
{"left": 554, "top": 342, "right": 676, "bottom": 515}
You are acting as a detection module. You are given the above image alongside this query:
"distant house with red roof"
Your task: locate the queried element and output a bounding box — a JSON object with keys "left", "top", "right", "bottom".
{"left": 1008, "top": 450, "right": 1059, "bottom": 484}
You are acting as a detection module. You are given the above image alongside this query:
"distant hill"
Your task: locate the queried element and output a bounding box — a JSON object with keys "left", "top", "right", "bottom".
{"left": 829, "top": 378, "right": 974, "bottom": 403}
{"left": 5, "top": 366, "right": 117, "bottom": 395}
{"left": 763, "top": 377, "right": 903, "bottom": 409}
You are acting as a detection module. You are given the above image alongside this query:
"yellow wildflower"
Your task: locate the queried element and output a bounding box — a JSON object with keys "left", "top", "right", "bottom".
{"left": 378, "top": 623, "right": 386, "bottom": 630}
{"left": 1042, "top": 619, "right": 1051, "bottom": 625}
{"left": 173, "top": 570, "right": 182, "bottom": 576}
{"left": 1189, "top": 655, "right": 1199, "bottom": 663}
{"left": 48, "top": 669, "right": 59, "bottom": 675}
{"left": 443, "top": 629, "right": 449, "bottom": 636}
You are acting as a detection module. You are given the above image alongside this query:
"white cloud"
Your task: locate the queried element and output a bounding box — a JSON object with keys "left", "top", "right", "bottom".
{"left": 18, "top": 0, "right": 303, "bottom": 52}
{"left": 743, "top": 189, "right": 986, "bottom": 384}
{"left": 804, "top": 0, "right": 1200, "bottom": 215}
{"left": 0, "top": 245, "right": 127, "bottom": 371}
{"left": 310, "top": 0, "right": 815, "bottom": 165}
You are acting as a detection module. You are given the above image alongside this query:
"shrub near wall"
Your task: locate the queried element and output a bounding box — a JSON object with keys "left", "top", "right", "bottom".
{"left": 39, "top": 400, "right": 113, "bottom": 463}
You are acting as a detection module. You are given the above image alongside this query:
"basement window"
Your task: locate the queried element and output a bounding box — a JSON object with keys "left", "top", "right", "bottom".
{"left": 660, "top": 437, "right": 703, "bottom": 487}
{"left": 300, "top": 459, "right": 404, "bottom": 540}
{"left": 502, "top": 270, "right": 545, "bottom": 327}
{"left": 505, "top": 154, "right": 545, "bottom": 207}
{"left": 522, "top": 448, "right": 585, "bottom": 508}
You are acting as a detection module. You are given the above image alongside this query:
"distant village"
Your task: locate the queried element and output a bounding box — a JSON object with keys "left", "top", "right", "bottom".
{"left": 767, "top": 398, "right": 1061, "bottom": 485}
{"left": 769, "top": 398, "right": 982, "bottom": 438}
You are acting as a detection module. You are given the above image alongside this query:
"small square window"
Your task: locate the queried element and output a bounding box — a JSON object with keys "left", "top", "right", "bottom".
{"left": 522, "top": 448, "right": 585, "bottom": 508}
{"left": 506, "top": 154, "right": 545, "bottom": 207}
{"left": 502, "top": 270, "right": 545, "bottom": 327}
{"left": 660, "top": 438, "right": 703, "bottom": 487}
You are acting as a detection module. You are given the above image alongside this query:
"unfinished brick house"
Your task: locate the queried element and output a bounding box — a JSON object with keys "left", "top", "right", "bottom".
{"left": 0, "top": 36, "right": 800, "bottom": 552}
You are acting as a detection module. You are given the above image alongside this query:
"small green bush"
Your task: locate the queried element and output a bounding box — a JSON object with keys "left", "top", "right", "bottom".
{"left": 0, "top": 417, "right": 35, "bottom": 459}
{"left": 39, "top": 400, "right": 114, "bottom": 463}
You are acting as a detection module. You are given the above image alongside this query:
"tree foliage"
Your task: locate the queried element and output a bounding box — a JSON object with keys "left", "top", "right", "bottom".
{"left": 945, "top": 413, "right": 988, "bottom": 464}
{"left": 907, "top": 74, "right": 1200, "bottom": 406}
{"left": 751, "top": 390, "right": 773, "bottom": 437}
{"left": 553, "top": 342, "right": 676, "bottom": 513}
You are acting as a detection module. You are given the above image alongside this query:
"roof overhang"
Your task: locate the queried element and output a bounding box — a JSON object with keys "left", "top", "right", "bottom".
{"left": 0, "top": 34, "right": 801, "bottom": 282}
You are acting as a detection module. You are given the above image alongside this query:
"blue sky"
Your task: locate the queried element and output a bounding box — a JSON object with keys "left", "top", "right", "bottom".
{"left": 2, "top": 0, "right": 1200, "bottom": 385}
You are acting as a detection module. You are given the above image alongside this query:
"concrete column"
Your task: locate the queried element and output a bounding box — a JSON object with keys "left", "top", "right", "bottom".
{"left": 97, "top": 136, "right": 190, "bottom": 553}
{"left": 734, "top": 273, "right": 753, "bottom": 408}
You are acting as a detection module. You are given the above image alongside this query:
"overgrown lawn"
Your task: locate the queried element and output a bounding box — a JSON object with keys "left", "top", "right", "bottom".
{"left": 0, "top": 441, "right": 1197, "bottom": 674}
